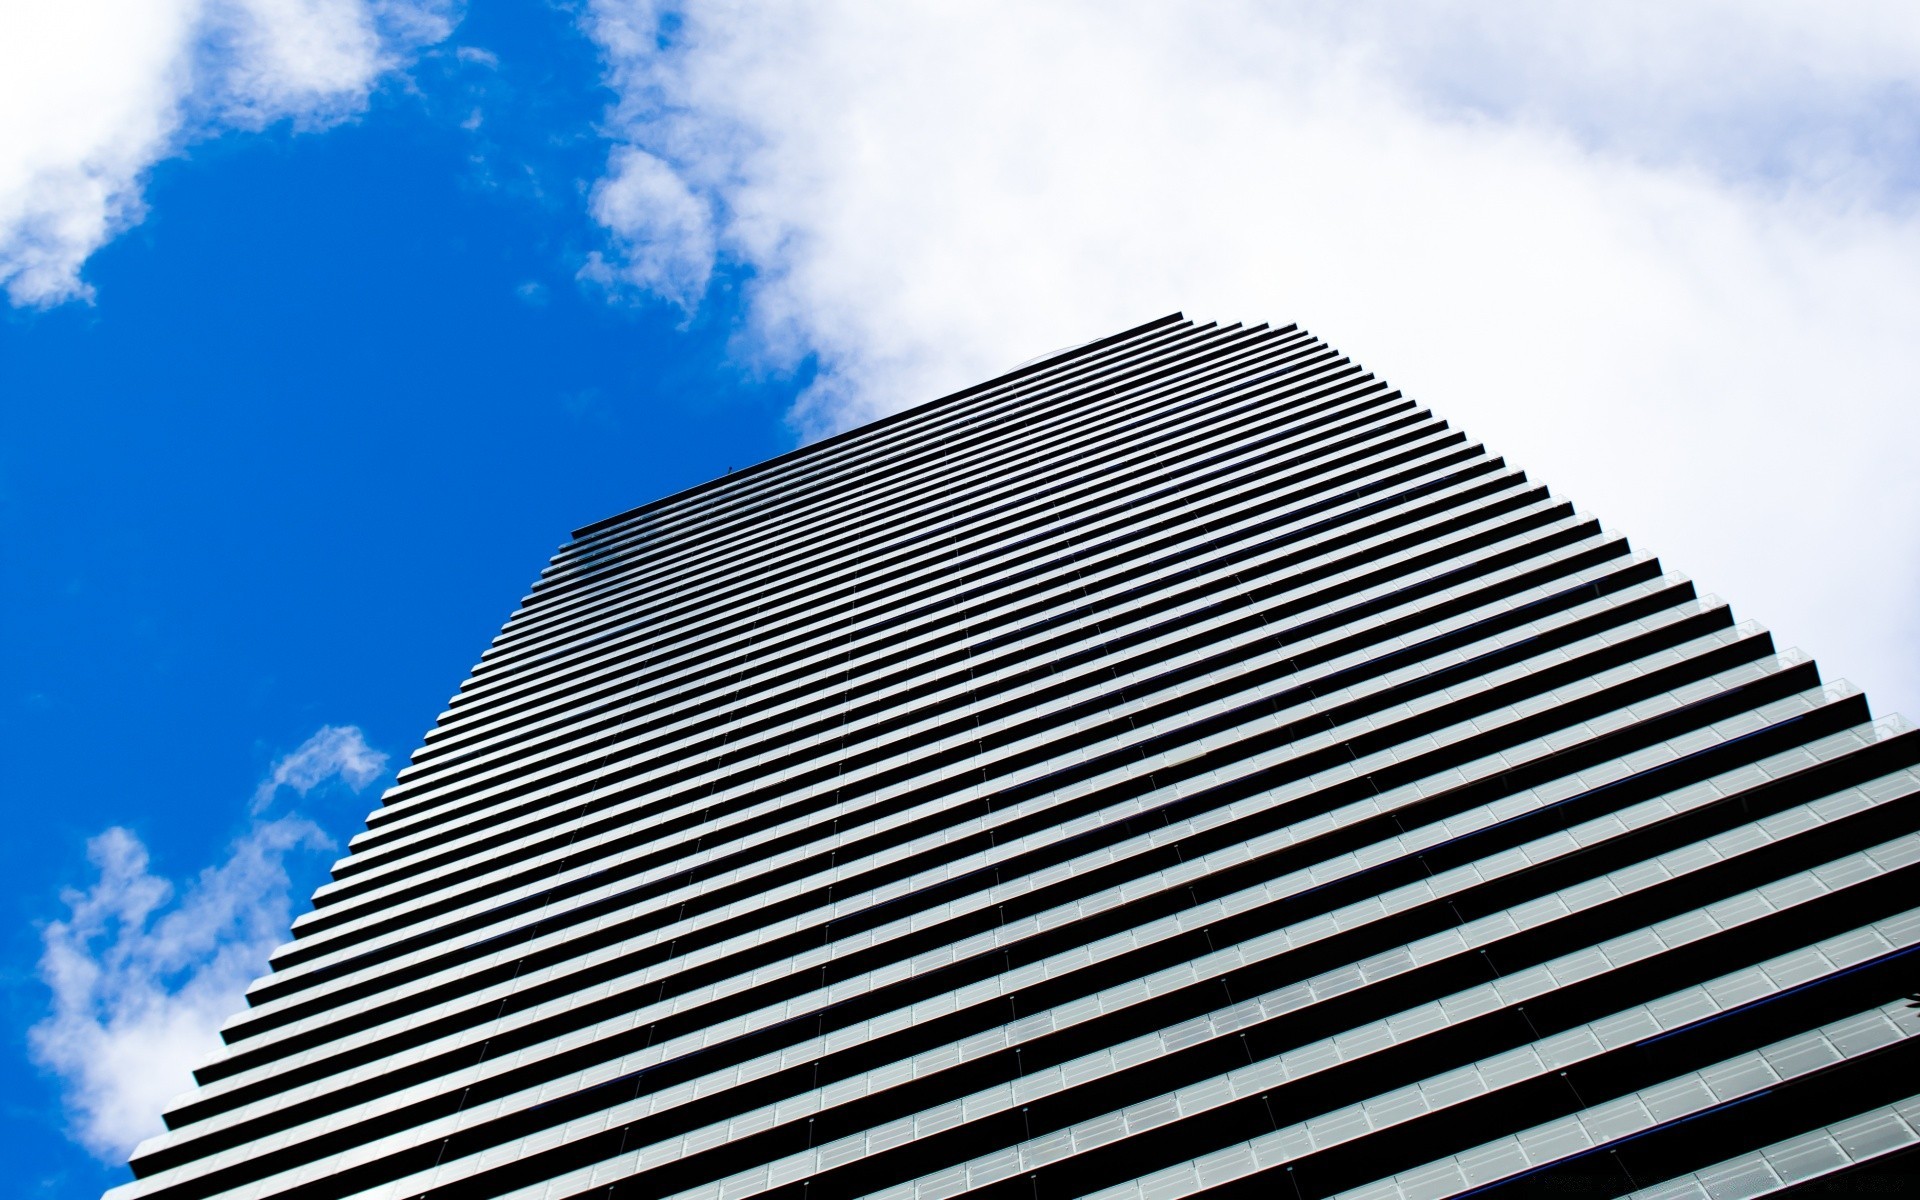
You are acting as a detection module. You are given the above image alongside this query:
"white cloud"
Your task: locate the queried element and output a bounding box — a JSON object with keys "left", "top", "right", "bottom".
{"left": 251, "top": 723, "right": 388, "bottom": 812}
{"left": 580, "top": 0, "right": 1920, "bottom": 718}
{"left": 0, "top": 0, "right": 458, "bottom": 307}
{"left": 30, "top": 725, "right": 387, "bottom": 1161}
{"left": 581, "top": 143, "right": 717, "bottom": 310}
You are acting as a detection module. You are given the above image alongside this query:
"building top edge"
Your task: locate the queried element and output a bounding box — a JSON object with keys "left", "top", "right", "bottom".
{"left": 565, "top": 312, "right": 1192, "bottom": 544}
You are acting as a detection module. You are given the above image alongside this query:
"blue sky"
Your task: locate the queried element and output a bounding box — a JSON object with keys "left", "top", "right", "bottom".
{"left": 0, "top": 5, "right": 800, "bottom": 1194}
{"left": 3, "top": 3, "right": 1919, "bottom": 1197}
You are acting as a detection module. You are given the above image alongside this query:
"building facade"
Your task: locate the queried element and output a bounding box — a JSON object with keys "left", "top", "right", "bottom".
{"left": 112, "top": 315, "right": 1920, "bottom": 1200}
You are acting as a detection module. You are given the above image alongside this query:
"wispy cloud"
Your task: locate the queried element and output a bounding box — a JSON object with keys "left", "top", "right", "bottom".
{"left": 0, "top": 0, "right": 459, "bottom": 307}
{"left": 30, "top": 726, "right": 387, "bottom": 1162}
{"left": 454, "top": 45, "right": 500, "bottom": 69}
{"left": 579, "top": 144, "right": 717, "bottom": 311}
{"left": 251, "top": 723, "right": 388, "bottom": 813}
{"left": 578, "top": 0, "right": 1920, "bottom": 718}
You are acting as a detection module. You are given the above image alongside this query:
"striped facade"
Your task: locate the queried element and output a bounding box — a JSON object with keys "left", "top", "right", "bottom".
{"left": 112, "top": 314, "right": 1920, "bottom": 1200}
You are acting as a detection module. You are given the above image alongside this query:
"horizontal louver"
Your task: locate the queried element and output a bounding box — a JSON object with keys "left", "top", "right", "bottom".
{"left": 107, "top": 316, "right": 1920, "bottom": 1200}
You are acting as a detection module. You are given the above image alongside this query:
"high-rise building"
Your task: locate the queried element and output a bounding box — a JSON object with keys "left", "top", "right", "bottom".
{"left": 112, "top": 315, "right": 1920, "bottom": 1200}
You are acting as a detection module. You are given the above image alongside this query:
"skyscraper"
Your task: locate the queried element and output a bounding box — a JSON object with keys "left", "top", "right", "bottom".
{"left": 112, "top": 315, "right": 1920, "bottom": 1200}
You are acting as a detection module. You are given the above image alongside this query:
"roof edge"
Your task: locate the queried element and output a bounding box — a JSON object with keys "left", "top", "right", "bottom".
{"left": 568, "top": 313, "right": 1188, "bottom": 542}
